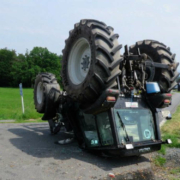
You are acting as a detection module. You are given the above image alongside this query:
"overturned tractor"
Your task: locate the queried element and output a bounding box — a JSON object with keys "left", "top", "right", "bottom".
{"left": 34, "top": 19, "right": 179, "bottom": 157}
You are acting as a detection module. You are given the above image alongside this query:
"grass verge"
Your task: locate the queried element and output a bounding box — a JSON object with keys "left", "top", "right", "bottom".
{"left": 159, "top": 104, "right": 180, "bottom": 154}
{"left": 153, "top": 155, "right": 166, "bottom": 167}
{"left": 0, "top": 87, "right": 43, "bottom": 122}
{"left": 152, "top": 103, "right": 180, "bottom": 180}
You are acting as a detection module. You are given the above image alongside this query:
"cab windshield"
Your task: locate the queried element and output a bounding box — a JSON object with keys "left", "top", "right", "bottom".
{"left": 114, "top": 109, "right": 156, "bottom": 144}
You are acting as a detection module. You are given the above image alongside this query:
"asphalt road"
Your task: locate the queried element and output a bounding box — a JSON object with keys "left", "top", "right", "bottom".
{"left": 165, "top": 92, "right": 180, "bottom": 113}
{"left": 0, "top": 123, "right": 152, "bottom": 180}
{"left": 0, "top": 92, "right": 180, "bottom": 180}
{"left": 159, "top": 92, "right": 180, "bottom": 125}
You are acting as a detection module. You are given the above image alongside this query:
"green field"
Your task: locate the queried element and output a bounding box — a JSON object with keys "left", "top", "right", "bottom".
{"left": 0, "top": 87, "right": 43, "bottom": 122}
{"left": 160, "top": 104, "right": 180, "bottom": 153}
{"left": 152, "top": 103, "right": 180, "bottom": 180}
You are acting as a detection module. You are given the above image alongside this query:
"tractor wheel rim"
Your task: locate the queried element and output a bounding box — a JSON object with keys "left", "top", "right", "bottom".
{"left": 37, "top": 82, "right": 43, "bottom": 104}
{"left": 68, "top": 38, "right": 91, "bottom": 85}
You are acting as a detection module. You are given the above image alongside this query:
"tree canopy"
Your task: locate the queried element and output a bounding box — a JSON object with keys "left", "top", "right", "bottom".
{"left": 1, "top": 46, "right": 179, "bottom": 88}
{"left": 0, "top": 47, "right": 62, "bottom": 88}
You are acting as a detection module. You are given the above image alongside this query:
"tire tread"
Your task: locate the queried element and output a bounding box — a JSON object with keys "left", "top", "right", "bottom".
{"left": 129, "top": 40, "right": 179, "bottom": 93}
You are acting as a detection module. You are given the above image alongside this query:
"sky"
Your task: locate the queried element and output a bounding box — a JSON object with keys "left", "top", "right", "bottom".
{"left": 1, "top": 0, "right": 180, "bottom": 70}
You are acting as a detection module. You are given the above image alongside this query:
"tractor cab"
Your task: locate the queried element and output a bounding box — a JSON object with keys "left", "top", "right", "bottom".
{"left": 78, "top": 95, "right": 169, "bottom": 156}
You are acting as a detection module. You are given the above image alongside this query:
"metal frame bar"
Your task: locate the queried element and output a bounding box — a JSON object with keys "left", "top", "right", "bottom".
{"left": 94, "top": 114, "right": 102, "bottom": 146}
{"left": 109, "top": 108, "right": 119, "bottom": 148}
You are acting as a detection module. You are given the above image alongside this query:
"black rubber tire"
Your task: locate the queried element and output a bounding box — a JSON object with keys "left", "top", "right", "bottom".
{"left": 34, "top": 72, "right": 60, "bottom": 113}
{"left": 61, "top": 19, "right": 122, "bottom": 105}
{"left": 129, "top": 40, "right": 179, "bottom": 93}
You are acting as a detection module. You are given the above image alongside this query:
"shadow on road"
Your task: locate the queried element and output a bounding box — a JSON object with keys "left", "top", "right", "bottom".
{"left": 8, "top": 123, "right": 150, "bottom": 172}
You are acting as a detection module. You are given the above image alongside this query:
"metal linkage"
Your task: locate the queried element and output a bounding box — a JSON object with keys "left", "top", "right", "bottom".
{"left": 121, "top": 45, "right": 147, "bottom": 92}
{"left": 145, "top": 61, "right": 175, "bottom": 70}
{"left": 120, "top": 45, "right": 176, "bottom": 94}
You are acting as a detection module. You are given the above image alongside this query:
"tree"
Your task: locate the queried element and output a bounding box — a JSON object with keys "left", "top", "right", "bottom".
{"left": 0, "top": 47, "right": 62, "bottom": 88}
{"left": 10, "top": 53, "right": 29, "bottom": 87}
{"left": 0, "top": 48, "right": 17, "bottom": 87}
{"left": 26, "top": 47, "right": 62, "bottom": 87}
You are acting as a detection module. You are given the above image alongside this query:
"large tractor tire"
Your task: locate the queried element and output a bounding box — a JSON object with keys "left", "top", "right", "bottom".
{"left": 129, "top": 40, "right": 179, "bottom": 92}
{"left": 34, "top": 72, "right": 61, "bottom": 113}
{"left": 61, "top": 19, "right": 122, "bottom": 105}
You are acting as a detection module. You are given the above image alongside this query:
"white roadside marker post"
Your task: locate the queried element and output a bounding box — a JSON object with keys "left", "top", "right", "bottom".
{"left": 19, "top": 83, "right": 25, "bottom": 114}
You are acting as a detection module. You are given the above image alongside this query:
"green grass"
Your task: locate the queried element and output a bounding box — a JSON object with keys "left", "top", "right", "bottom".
{"left": 153, "top": 155, "right": 166, "bottom": 167}
{"left": 169, "top": 168, "right": 180, "bottom": 175}
{"left": 158, "top": 104, "right": 180, "bottom": 154}
{"left": 0, "top": 87, "right": 43, "bottom": 122}
{"left": 152, "top": 102, "right": 180, "bottom": 179}
{"left": 158, "top": 145, "right": 166, "bottom": 155}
